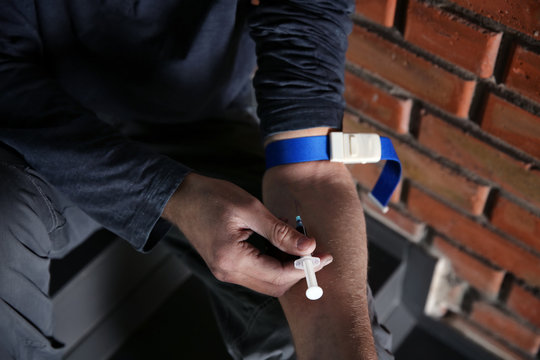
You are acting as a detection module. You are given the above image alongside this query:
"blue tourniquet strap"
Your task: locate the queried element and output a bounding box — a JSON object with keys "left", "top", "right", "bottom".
{"left": 265, "top": 134, "right": 401, "bottom": 211}
{"left": 264, "top": 136, "right": 329, "bottom": 168}
{"left": 370, "top": 137, "right": 401, "bottom": 209}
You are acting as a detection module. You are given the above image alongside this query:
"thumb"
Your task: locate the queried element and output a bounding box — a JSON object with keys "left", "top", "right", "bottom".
{"left": 244, "top": 205, "right": 316, "bottom": 256}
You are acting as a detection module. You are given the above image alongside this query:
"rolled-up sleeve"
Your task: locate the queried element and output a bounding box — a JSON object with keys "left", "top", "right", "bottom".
{"left": 0, "top": 0, "right": 190, "bottom": 252}
{"left": 248, "top": 0, "right": 354, "bottom": 137}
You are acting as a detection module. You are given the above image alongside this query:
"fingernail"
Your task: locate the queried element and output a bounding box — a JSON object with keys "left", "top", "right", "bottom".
{"left": 296, "top": 236, "right": 311, "bottom": 251}
{"left": 323, "top": 257, "right": 333, "bottom": 266}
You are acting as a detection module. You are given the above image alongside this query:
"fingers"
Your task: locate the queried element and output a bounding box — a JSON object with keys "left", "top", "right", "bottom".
{"left": 313, "top": 253, "right": 334, "bottom": 271}
{"left": 241, "top": 203, "right": 316, "bottom": 257}
{"left": 231, "top": 258, "right": 303, "bottom": 297}
{"left": 213, "top": 241, "right": 333, "bottom": 297}
{"left": 247, "top": 254, "right": 334, "bottom": 297}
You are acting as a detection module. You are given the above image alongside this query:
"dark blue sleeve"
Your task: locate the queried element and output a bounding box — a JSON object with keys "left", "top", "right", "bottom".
{"left": 0, "top": 0, "right": 190, "bottom": 252}
{"left": 248, "top": 0, "right": 354, "bottom": 137}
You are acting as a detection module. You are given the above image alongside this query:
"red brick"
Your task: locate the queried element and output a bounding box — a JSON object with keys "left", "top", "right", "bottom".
{"left": 432, "top": 236, "right": 505, "bottom": 297}
{"left": 360, "top": 191, "right": 426, "bottom": 242}
{"left": 343, "top": 116, "right": 423, "bottom": 239}
{"left": 347, "top": 26, "right": 476, "bottom": 117}
{"left": 355, "top": 0, "right": 397, "bottom": 27}
{"left": 396, "top": 145, "right": 490, "bottom": 215}
{"left": 505, "top": 44, "right": 540, "bottom": 104}
{"left": 343, "top": 110, "right": 378, "bottom": 134}
{"left": 404, "top": 0, "right": 502, "bottom": 78}
{"left": 447, "top": 315, "right": 530, "bottom": 360}
{"left": 374, "top": 205, "right": 424, "bottom": 239}
{"left": 346, "top": 152, "right": 403, "bottom": 205}
{"left": 348, "top": 163, "right": 402, "bottom": 204}
{"left": 418, "top": 113, "right": 540, "bottom": 208}
{"left": 507, "top": 284, "right": 540, "bottom": 329}
{"left": 344, "top": 71, "right": 412, "bottom": 134}
{"left": 344, "top": 112, "right": 490, "bottom": 215}
{"left": 481, "top": 93, "right": 540, "bottom": 160}
{"left": 407, "top": 185, "right": 540, "bottom": 287}
{"left": 348, "top": 160, "right": 381, "bottom": 192}
{"left": 470, "top": 302, "right": 540, "bottom": 355}
{"left": 491, "top": 195, "right": 540, "bottom": 254}
{"left": 449, "top": 0, "right": 540, "bottom": 40}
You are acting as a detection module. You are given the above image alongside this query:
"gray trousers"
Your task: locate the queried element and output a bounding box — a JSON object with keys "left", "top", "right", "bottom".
{"left": 0, "top": 113, "right": 393, "bottom": 359}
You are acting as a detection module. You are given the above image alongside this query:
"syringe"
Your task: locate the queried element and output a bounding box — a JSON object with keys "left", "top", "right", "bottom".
{"left": 294, "top": 216, "right": 323, "bottom": 300}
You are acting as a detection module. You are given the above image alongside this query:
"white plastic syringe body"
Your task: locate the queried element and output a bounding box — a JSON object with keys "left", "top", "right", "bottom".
{"left": 294, "top": 256, "right": 323, "bottom": 300}
{"left": 303, "top": 257, "right": 317, "bottom": 288}
{"left": 294, "top": 216, "right": 323, "bottom": 300}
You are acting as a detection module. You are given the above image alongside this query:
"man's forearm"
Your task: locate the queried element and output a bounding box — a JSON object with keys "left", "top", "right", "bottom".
{"left": 263, "top": 161, "right": 377, "bottom": 359}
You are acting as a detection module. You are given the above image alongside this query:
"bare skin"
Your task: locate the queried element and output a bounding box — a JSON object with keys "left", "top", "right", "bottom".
{"left": 261, "top": 127, "right": 377, "bottom": 359}
{"left": 163, "top": 126, "right": 377, "bottom": 359}
{"left": 264, "top": 160, "right": 377, "bottom": 359}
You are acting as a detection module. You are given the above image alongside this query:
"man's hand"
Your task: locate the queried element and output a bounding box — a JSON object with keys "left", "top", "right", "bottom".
{"left": 162, "top": 172, "right": 332, "bottom": 297}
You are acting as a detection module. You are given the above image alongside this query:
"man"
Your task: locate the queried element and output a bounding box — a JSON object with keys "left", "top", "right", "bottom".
{"left": 0, "top": 0, "right": 393, "bottom": 359}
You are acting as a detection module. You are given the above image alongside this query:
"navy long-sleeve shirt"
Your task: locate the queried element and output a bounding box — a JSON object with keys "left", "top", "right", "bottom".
{"left": 0, "top": 0, "right": 353, "bottom": 251}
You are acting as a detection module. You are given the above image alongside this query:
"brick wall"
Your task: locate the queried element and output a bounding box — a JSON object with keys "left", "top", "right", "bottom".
{"left": 345, "top": 0, "right": 540, "bottom": 358}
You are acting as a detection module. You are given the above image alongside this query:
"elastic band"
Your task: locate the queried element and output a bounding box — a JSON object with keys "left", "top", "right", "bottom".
{"left": 265, "top": 136, "right": 329, "bottom": 168}
{"left": 265, "top": 134, "right": 401, "bottom": 212}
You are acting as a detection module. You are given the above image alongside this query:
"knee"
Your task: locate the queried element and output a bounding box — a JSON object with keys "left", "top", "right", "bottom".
{"left": 0, "top": 162, "right": 59, "bottom": 257}
{"left": 0, "top": 163, "right": 60, "bottom": 347}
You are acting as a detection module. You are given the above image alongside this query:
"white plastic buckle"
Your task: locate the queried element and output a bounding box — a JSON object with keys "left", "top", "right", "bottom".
{"left": 329, "top": 132, "right": 382, "bottom": 164}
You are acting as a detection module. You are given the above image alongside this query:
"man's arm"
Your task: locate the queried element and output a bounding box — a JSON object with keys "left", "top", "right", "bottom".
{"left": 248, "top": 0, "right": 354, "bottom": 137}
{"left": 247, "top": 1, "right": 379, "bottom": 355}
{"left": 0, "top": 0, "right": 188, "bottom": 250}
{"left": 263, "top": 129, "right": 378, "bottom": 359}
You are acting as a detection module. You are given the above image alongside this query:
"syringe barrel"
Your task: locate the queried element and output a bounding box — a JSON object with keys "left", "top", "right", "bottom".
{"left": 303, "top": 258, "right": 318, "bottom": 288}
